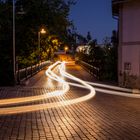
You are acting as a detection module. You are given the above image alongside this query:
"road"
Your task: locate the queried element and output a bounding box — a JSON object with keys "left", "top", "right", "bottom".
{"left": 0, "top": 61, "right": 140, "bottom": 140}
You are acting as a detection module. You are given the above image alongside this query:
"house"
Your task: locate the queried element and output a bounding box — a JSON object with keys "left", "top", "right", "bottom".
{"left": 112, "top": 0, "right": 140, "bottom": 88}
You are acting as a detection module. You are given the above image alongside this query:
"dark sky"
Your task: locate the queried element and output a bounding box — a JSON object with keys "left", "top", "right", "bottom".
{"left": 69, "top": 0, "right": 117, "bottom": 43}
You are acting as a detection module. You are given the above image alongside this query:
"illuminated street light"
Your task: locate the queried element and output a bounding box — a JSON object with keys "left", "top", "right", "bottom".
{"left": 40, "top": 28, "right": 46, "bottom": 34}
{"left": 38, "top": 28, "right": 46, "bottom": 63}
{"left": 64, "top": 46, "right": 69, "bottom": 53}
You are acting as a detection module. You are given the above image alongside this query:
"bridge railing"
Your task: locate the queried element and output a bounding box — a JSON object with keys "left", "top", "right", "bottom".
{"left": 76, "top": 60, "right": 100, "bottom": 80}
{"left": 16, "top": 61, "right": 51, "bottom": 84}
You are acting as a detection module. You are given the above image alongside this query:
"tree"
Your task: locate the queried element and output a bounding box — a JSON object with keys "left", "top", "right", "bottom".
{"left": 101, "top": 33, "right": 118, "bottom": 81}
{"left": 0, "top": 0, "right": 14, "bottom": 85}
{"left": 75, "top": 33, "right": 87, "bottom": 45}
{"left": 0, "top": 0, "right": 76, "bottom": 85}
{"left": 111, "top": 30, "right": 118, "bottom": 81}
{"left": 88, "top": 40, "right": 104, "bottom": 68}
{"left": 87, "top": 31, "right": 92, "bottom": 42}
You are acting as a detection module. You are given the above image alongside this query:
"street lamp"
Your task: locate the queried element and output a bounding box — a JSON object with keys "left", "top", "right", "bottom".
{"left": 38, "top": 28, "right": 46, "bottom": 63}
{"left": 64, "top": 46, "right": 68, "bottom": 53}
{"left": 12, "top": 0, "right": 25, "bottom": 84}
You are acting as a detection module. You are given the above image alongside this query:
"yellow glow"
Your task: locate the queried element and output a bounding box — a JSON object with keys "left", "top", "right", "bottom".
{"left": 52, "top": 39, "right": 58, "bottom": 44}
{"left": 40, "top": 28, "right": 46, "bottom": 34}
{"left": 64, "top": 46, "right": 68, "bottom": 51}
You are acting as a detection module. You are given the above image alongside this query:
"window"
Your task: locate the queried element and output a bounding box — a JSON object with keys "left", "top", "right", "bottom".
{"left": 124, "top": 62, "right": 131, "bottom": 70}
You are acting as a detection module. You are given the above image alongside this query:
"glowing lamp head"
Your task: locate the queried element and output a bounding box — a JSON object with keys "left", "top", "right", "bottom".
{"left": 64, "top": 46, "right": 68, "bottom": 52}
{"left": 40, "top": 28, "right": 46, "bottom": 34}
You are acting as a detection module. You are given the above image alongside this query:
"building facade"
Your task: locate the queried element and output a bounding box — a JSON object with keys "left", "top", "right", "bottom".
{"left": 112, "top": 0, "right": 140, "bottom": 88}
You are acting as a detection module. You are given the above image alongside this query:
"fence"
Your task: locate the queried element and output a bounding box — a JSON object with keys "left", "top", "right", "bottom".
{"left": 77, "top": 60, "right": 100, "bottom": 80}
{"left": 16, "top": 61, "right": 51, "bottom": 84}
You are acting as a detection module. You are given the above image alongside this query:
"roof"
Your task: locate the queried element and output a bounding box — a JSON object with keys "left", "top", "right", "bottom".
{"left": 112, "top": 0, "right": 131, "bottom": 16}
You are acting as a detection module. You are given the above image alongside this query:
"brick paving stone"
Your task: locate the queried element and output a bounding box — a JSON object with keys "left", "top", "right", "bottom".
{"left": 0, "top": 63, "right": 140, "bottom": 140}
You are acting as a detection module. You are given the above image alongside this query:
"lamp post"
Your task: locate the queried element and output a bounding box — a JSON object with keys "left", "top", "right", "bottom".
{"left": 13, "top": 0, "right": 16, "bottom": 84}
{"left": 38, "top": 28, "right": 46, "bottom": 63}
{"left": 12, "top": 1, "right": 25, "bottom": 85}
{"left": 64, "top": 46, "right": 68, "bottom": 53}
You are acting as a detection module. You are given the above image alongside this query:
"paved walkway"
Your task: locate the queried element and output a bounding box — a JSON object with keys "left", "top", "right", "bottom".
{"left": 0, "top": 62, "right": 140, "bottom": 140}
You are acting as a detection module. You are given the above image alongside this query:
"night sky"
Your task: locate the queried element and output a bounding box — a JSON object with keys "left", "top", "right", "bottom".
{"left": 69, "top": 0, "right": 117, "bottom": 43}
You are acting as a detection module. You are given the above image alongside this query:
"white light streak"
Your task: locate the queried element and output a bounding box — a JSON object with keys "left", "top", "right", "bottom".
{"left": 1, "top": 60, "right": 138, "bottom": 116}
{"left": 0, "top": 61, "right": 69, "bottom": 106}
{"left": 0, "top": 61, "right": 95, "bottom": 115}
{"left": 94, "top": 87, "right": 140, "bottom": 98}
{"left": 86, "top": 81, "right": 132, "bottom": 93}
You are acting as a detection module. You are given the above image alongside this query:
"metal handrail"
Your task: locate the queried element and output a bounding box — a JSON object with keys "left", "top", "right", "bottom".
{"left": 77, "top": 60, "right": 100, "bottom": 79}
{"left": 16, "top": 61, "right": 51, "bottom": 84}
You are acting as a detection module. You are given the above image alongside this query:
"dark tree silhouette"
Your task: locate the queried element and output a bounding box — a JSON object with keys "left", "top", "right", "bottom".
{"left": 0, "top": 0, "right": 75, "bottom": 85}
{"left": 87, "top": 31, "right": 92, "bottom": 42}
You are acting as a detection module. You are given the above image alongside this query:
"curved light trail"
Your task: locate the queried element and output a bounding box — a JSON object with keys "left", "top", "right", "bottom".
{"left": 0, "top": 90, "right": 66, "bottom": 106}
{"left": 58, "top": 61, "right": 140, "bottom": 98}
{"left": 0, "top": 62, "right": 69, "bottom": 106}
{"left": 60, "top": 81, "right": 140, "bottom": 98}
{"left": 0, "top": 61, "right": 139, "bottom": 115}
{"left": 0, "top": 61, "right": 95, "bottom": 115}
{"left": 86, "top": 81, "right": 132, "bottom": 93}
{"left": 94, "top": 87, "right": 140, "bottom": 98}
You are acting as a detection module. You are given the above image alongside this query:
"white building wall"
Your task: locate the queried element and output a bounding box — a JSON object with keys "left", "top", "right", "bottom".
{"left": 122, "top": 45, "right": 140, "bottom": 76}
{"left": 123, "top": 1, "right": 140, "bottom": 42}
{"left": 120, "top": 1, "right": 140, "bottom": 76}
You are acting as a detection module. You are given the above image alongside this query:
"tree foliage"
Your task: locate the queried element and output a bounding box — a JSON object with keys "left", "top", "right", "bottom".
{"left": 0, "top": 0, "right": 75, "bottom": 85}
{"left": 0, "top": 0, "right": 75, "bottom": 65}
{"left": 76, "top": 30, "right": 118, "bottom": 81}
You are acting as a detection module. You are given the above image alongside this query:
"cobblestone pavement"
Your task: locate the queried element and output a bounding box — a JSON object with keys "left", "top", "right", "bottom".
{"left": 0, "top": 62, "right": 140, "bottom": 140}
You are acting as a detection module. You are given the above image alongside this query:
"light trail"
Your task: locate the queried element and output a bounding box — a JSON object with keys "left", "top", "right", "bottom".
{"left": 0, "top": 61, "right": 69, "bottom": 106}
{"left": 86, "top": 81, "right": 132, "bottom": 93}
{"left": 0, "top": 90, "right": 66, "bottom": 106}
{"left": 94, "top": 87, "right": 140, "bottom": 98}
{"left": 59, "top": 61, "right": 96, "bottom": 103}
{"left": 60, "top": 81, "right": 140, "bottom": 98}
{"left": 45, "top": 61, "right": 70, "bottom": 96}
{"left": 1, "top": 60, "right": 138, "bottom": 115}
{"left": 0, "top": 61, "right": 95, "bottom": 115}
{"left": 59, "top": 62, "right": 140, "bottom": 98}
